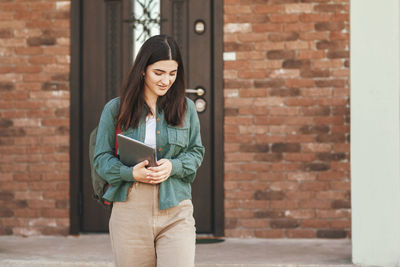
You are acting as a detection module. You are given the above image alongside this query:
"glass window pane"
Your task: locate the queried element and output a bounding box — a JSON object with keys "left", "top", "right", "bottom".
{"left": 132, "top": 0, "right": 160, "bottom": 59}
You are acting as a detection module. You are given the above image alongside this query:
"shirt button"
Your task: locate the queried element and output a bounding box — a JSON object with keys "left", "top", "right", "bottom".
{"left": 157, "top": 131, "right": 160, "bottom": 135}
{"left": 158, "top": 147, "right": 162, "bottom": 152}
{"left": 156, "top": 118, "right": 160, "bottom": 122}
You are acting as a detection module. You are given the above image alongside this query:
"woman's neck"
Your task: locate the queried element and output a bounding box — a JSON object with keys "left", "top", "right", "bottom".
{"left": 145, "top": 95, "right": 157, "bottom": 115}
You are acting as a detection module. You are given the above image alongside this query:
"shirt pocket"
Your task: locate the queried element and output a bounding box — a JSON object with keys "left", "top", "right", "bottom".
{"left": 167, "top": 126, "right": 189, "bottom": 155}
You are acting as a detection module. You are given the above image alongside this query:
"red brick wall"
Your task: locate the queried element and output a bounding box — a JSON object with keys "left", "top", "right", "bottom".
{"left": 0, "top": 1, "right": 70, "bottom": 235}
{"left": 0, "top": 0, "right": 350, "bottom": 238}
{"left": 223, "top": 0, "right": 350, "bottom": 238}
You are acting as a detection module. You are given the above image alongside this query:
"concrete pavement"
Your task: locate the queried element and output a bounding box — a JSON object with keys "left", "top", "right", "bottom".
{"left": 0, "top": 234, "right": 359, "bottom": 267}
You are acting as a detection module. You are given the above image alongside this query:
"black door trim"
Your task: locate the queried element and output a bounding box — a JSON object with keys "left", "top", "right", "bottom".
{"left": 70, "top": 0, "right": 82, "bottom": 234}
{"left": 69, "top": 0, "right": 224, "bottom": 235}
{"left": 211, "top": 0, "right": 224, "bottom": 236}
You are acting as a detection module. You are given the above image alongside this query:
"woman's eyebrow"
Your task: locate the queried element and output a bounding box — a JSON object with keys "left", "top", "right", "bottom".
{"left": 153, "top": 69, "right": 177, "bottom": 73}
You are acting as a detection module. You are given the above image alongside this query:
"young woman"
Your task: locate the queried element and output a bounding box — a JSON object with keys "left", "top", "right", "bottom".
{"left": 93, "top": 35, "right": 205, "bottom": 267}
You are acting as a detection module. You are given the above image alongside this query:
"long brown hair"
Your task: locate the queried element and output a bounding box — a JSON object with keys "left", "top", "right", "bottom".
{"left": 118, "top": 35, "right": 186, "bottom": 130}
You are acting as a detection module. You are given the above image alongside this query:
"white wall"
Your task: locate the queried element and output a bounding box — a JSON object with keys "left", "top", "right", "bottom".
{"left": 351, "top": 0, "right": 400, "bottom": 266}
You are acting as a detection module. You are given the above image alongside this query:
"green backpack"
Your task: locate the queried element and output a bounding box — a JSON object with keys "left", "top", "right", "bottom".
{"left": 88, "top": 127, "right": 113, "bottom": 210}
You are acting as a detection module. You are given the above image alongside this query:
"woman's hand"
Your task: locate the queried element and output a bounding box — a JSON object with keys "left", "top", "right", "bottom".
{"left": 146, "top": 159, "right": 172, "bottom": 184}
{"left": 131, "top": 159, "right": 172, "bottom": 184}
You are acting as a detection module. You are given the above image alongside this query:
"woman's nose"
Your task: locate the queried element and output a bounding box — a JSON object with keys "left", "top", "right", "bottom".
{"left": 161, "top": 75, "right": 169, "bottom": 84}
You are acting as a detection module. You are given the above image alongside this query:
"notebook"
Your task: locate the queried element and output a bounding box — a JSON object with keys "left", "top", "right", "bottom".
{"left": 117, "top": 134, "right": 157, "bottom": 167}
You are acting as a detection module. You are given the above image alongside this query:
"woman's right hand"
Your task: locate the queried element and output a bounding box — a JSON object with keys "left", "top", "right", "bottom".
{"left": 132, "top": 160, "right": 155, "bottom": 184}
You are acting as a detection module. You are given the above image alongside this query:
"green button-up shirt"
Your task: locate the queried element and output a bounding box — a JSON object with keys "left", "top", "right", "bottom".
{"left": 93, "top": 97, "right": 205, "bottom": 210}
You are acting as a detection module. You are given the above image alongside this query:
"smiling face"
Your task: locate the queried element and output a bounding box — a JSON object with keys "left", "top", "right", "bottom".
{"left": 143, "top": 60, "right": 178, "bottom": 103}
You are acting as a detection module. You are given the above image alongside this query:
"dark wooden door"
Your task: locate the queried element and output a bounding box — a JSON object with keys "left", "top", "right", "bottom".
{"left": 161, "top": 0, "right": 213, "bottom": 233}
{"left": 79, "top": 0, "right": 215, "bottom": 234}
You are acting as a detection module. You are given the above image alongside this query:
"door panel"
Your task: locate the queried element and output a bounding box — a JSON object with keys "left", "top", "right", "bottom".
{"left": 80, "top": 0, "right": 213, "bottom": 234}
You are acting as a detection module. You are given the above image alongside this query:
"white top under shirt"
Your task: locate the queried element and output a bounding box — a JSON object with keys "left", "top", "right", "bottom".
{"left": 144, "top": 116, "right": 156, "bottom": 149}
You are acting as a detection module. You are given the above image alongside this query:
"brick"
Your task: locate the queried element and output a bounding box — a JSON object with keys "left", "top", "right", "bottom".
{"left": 316, "top": 40, "right": 347, "bottom": 50}
{"left": 270, "top": 200, "right": 298, "bottom": 209}
{"left": 254, "top": 229, "right": 284, "bottom": 238}
{"left": 330, "top": 31, "right": 349, "bottom": 40}
{"left": 252, "top": 60, "right": 282, "bottom": 69}
{"left": 41, "top": 209, "right": 69, "bottom": 218}
{"left": 316, "top": 133, "right": 345, "bottom": 143}
{"left": 225, "top": 5, "right": 252, "bottom": 14}
{"left": 269, "top": 181, "right": 298, "bottom": 191}
{"left": 254, "top": 190, "right": 284, "bottom": 200}
{"left": 287, "top": 209, "right": 315, "bottom": 219}
{"left": 240, "top": 144, "right": 269, "bottom": 153}
{"left": 302, "top": 219, "right": 330, "bottom": 228}
{"left": 252, "top": 23, "right": 282, "bottom": 32}
{"left": 270, "top": 69, "right": 300, "bottom": 79}
{"left": 298, "top": 50, "right": 326, "bottom": 59}
{"left": 300, "top": 32, "right": 329, "bottom": 41}
{"left": 316, "top": 191, "right": 346, "bottom": 200}
{"left": 237, "top": 33, "right": 268, "bottom": 42}
{"left": 239, "top": 200, "right": 270, "bottom": 209}
{"left": 285, "top": 98, "right": 315, "bottom": 106}
{"left": 224, "top": 42, "right": 254, "bottom": 52}
{"left": 315, "top": 22, "right": 345, "bottom": 31}
{"left": 238, "top": 106, "right": 269, "bottom": 115}
{"left": 270, "top": 219, "right": 299, "bottom": 229}
{"left": 327, "top": 50, "right": 349, "bottom": 59}
{"left": 317, "top": 209, "right": 349, "bottom": 219}
{"left": 317, "top": 153, "right": 346, "bottom": 161}
{"left": 270, "top": 163, "right": 298, "bottom": 172}
{"left": 305, "top": 163, "right": 330, "bottom": 171}
{"left": 237, "top": 14, "right": 270, "bottom": 24}
{"left": 238, "top": 218, "right": 269, "bottom": 228}
{"left": 302, "top": 143, "right": 332, "bottom": 152}
{"left": 284, "top": 23, "right": 314, "bottom": 32}
{"left": 317, "top": 230, "right": 347, "bottom": 238}
{"left": 28, "top": 199, "right": 55, "bottom": 209}
{"left": 300, "top": 181, "right": 330, "bottom": 191}
{"left": 269, "top": 32, "right": 299, "bottom": 42}
{"left": 285, "top": 41, "right": 311, "bottom": 50}
{"left": 27, "top": 36, "right": 56, "bottom": 46}
{"left": 271, "top": 143, "right": 300, "bottom": 153}
{"left": 225, "top": 152, "right": 254, "bottom": 163}
{"left": 301, "top": 87, "right": 331, "bottom": 96}
{"left": 286, "top": 134, "right": 315, "bottom": 143}
{"left": 286, "top": 79, "right": 315, "bottom": 88}
{"left": 287, "top": 229, "right": 316, "bottom": 238}
{"left": 300, "top": 13, "right": 331, "bottom": 22}
{"left": 266, "top": 50, "right": 295, "bottom": 60}
{"left": 317, "top": 171, "right": 346, "bottom": 181}
{"left": 286, "top": 191, "right": 314, "bottom": 200}
{"left": 314, "top": 4, "right": 347, "bottom": 13}
{"left": 288, "top": 172, "right": 316, "bottom": 181}
{"left": 300, "top": 200, "right": 331, "bottom": 209}
{"left": 331, "top": 200, "right": 350, "bottom": 209}
{"left": 13, "top": 209, "right": 41, "bottom": 218}
{"left": 285, "top": 3, "right": 313, "bottom": 13}
{"left": 0, "top": 206, "right": 14, "bottom": 217}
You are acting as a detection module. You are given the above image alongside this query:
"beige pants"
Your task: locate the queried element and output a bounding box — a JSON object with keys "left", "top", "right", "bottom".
{"left": 109, "top": 182, "right": 196, "bottom": 267}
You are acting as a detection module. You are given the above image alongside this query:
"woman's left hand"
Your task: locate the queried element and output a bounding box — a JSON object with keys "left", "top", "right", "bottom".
{"left": 146, "top": 159, "right": 172, "bottom": 184}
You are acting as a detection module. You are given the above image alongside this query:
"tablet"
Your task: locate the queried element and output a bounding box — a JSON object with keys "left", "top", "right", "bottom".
{"left": 117, "top": 134, "right": 157, "bottom": 167}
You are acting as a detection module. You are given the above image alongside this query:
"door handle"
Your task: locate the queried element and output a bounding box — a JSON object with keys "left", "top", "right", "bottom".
{"left": 185, "top": 87, "right": 205, "bottom": 96}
